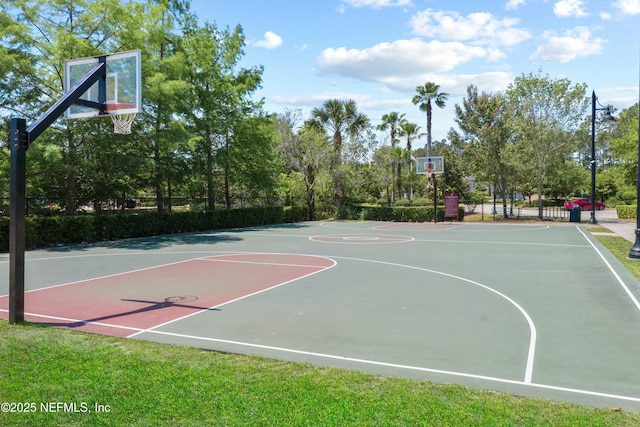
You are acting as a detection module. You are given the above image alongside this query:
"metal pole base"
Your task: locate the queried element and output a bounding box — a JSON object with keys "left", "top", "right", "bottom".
{"left": 629, "top": 229, "right": 640, "bottom": 259}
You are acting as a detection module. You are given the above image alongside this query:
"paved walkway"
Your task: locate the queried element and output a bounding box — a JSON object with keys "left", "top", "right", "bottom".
{"left": 479, "top": 204, "right": 638, "bottom": 243}
{"left": 597, "top": 218, "right": 638, "bottom": 243}
{"left": 580, "top": 207, "right": 638, "bottom": 243}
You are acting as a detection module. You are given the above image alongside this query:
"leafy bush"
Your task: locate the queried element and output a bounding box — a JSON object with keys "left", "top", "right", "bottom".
{"left": 617, "top": 204, "right": 636, "bottom": 219}
{"left": 360, "top": 205, "right": 464, "bottom": 222}
{"left": 0, "top": 205, "right": 309, "bottom": 251}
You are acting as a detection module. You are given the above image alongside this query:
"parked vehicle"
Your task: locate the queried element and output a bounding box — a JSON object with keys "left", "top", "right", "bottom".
{"left": 563, "top": 198, "right": 605, "bottom": 210}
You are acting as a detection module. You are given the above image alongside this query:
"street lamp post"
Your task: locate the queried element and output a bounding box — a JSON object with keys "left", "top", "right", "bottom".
{"left": 628, "top": 76, "right": 640, "bottom": 258}
{"left": 589, "top": 90, "right": 616, "bottom": 224}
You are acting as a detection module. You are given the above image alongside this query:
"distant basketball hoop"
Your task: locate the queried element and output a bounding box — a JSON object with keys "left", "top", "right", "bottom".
{"left": 415, "top": 156, "right": 444, "bottom": 224}
{"left": 107, "top": 103, "right": 136, "bottom": 134}
{"left": 415, "top": 156, "right": 444, "bottom": 176}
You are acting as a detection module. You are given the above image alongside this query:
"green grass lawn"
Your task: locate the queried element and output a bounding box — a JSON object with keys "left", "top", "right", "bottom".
{"left": 1, "top": 322, "right": 639, "bottom": 427}
{"left": 3, "top": 226, "right": 640, "bottom": 426}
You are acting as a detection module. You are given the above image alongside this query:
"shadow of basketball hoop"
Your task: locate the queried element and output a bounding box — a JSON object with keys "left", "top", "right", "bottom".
{"left": 36, "top": 295, "right": 218, "bottom": 328}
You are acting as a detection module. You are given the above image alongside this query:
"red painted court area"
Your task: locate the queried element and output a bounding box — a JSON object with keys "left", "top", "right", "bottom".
{"left": 0, "top": 254, "right": 334, "bottom": 337}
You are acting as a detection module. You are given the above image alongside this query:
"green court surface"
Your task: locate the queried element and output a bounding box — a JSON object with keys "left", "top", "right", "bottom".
{"left": 2, "top": 221, "right": 640, "bottom": 411}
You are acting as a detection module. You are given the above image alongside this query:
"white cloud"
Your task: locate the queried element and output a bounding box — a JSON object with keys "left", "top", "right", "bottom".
{"left": 409, "top": 9, "right": 531, "bottom": 46}
{"left": 553, "top": 0, "right": 588, "bottom": 17}
{"left": 341, "top": 0, "right": 413, "bottom": 9}
{"left": 529, "top": 27, "right": 604, "bottom": 63}
{"left": 381, "top": 72, "right": 513, "bottom": 95}
{"left": 270, "top": 92, "right": 373, "bottom": 106}
{"left": 252, "top": 31, "right": 283, "bottom": 50}
{"left": 505, "top": 0, "right": 526, "bottom": 10}
{"left": 316, "top": 39, "right": 490, "bottom": 83}
{"left": 614, "top": 0, "right": 640, "bottom": 15}
{"left": 268, "top": 72, "right": 513, "bottom": 111}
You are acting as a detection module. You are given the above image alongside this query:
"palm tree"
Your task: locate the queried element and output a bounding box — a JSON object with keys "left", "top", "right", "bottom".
{"left": 399, "top": 122, "right": 424, "bottom": 199}
{"left": 412, "top": 82, "right": 449, "bottom": 158}
{"left": 377, "top": 112, "right": 406, "bottom": 148}
{"left": 309, "top": 99, "right": 370, "bottom": 209}
{"left": 377, "top": 112, "right": 406, "bottom": 200}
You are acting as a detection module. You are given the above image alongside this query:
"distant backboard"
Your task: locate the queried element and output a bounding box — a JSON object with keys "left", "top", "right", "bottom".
{"left": 415, "top": 156, "right": 444, "bottom": 175}
{"left": 64, "top": 50, "right": 141, "bottom": 119}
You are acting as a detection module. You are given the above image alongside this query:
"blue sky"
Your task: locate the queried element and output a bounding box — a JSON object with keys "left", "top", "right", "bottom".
{"left": 190, "top": 0, "right": 640, "bottom": 143}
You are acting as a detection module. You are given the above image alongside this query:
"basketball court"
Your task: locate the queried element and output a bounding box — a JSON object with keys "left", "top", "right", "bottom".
{"left": 3, "top": 221, "right": 640, "bottom": 412}
{"left": 6, "top": 49, "right": 640, "bottom": 411}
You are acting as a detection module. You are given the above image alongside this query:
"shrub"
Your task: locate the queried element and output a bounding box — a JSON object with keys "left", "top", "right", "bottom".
{"left": 617, "top": 204, "right": 636, "bottom": 219}
{"left": 360, "top": 205, "right": 464, "bottom": 222}
{"left": 0, "top": 206, "right": 308, "bottom": 251}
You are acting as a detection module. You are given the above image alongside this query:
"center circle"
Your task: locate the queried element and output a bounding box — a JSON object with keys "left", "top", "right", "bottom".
{"left": 309, "top": 234, "right": 413, "bottom": 244}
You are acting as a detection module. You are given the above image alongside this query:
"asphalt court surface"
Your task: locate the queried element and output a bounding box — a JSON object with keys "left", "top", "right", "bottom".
{"left": 2, "top": 220, "right": 640, "bottom": 411}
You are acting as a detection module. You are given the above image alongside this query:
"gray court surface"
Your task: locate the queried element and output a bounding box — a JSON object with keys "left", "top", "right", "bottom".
{"left": 2, "top": 220, "right": 640, "bottom": 411}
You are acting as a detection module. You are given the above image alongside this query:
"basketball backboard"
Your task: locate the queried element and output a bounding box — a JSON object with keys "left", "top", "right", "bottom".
{"left": 64, "top": 50, "right": 141, "bottom": 119}
{"left": 415, "top": 156, "right": 444, "bottom": 175}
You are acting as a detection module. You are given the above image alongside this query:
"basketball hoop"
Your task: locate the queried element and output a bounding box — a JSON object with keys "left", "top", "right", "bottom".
{"left": 106, "top": 103, "right": 137, "bottom": 134}
{"left": 110, "top": 113, "right": 136, "bottom": 134}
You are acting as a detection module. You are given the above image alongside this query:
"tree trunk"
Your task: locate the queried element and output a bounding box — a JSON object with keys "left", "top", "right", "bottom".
{"left": 333, "top": 131, "right": 343, "bottom": 209}
{"left": 305, "top": 165, "right": 316, "bottom": 220}
{"left": 537, "top": 168, "right": 544, "bottom": 220}
{"left": 206, "top": 137, "right": 215, "bottom": 211}
{"left": 396, "top": 161, "right": 402, "bottom": 199}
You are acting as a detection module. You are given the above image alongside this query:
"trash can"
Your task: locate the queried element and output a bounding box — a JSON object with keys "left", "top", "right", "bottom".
{"left": 569, "top": 205, "right": 581, "bottom": 222}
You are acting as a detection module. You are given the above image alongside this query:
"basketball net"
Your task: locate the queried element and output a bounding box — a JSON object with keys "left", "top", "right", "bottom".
{"left": 111, "top": 113, "right": 136, "bottom": 134}
{"left": 426, "top": 167, "right": 433, "bottom": 187}
{"left": 106, "top": 103, "right": 137, "bottom": 134}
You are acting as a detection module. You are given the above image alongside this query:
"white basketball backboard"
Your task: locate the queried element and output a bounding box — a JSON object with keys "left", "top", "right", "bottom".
{"left": 64, "top": 50, "right": 141, "bottom": 119}
{"left": 415, "top": 156, "right": 444, "bottom": 175}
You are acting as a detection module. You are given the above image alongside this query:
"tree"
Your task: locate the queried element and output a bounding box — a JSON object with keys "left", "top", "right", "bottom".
{"left": 141, "top": 0, "right": 195, "bottom": 212}
{"left": 275, "top": 109, "right": 333, "bottom": 219}
{"left": 610, "top": 103, "right": 640, "bottom": 188}
{"left": 398, "top": 121, "right": 423, "bottom": 199}
{"left": 371, "top": 145, "right": 395, "bottom": 205}
{"left": 0, "top": 0, "right": 275, "bottom": 216}
{"left": 452, "top": 85, "right": 516, "bottom": 217}
{"left": 507, "top": 71, "right": 588, "bottom": 219}
{"left": 0, "top": 0, "right": 149, "bottom": 213}
{"left": 182, "top": 20, "right": 263, "bottom": 210}
{"left": 412, "top": 82, "right": 448, "bottom": 157}
{"left": 309, "top": 99, "right": 370, "bottom": 210}
{"left": 377, "top": 112, "right": 406, "bottom": 200}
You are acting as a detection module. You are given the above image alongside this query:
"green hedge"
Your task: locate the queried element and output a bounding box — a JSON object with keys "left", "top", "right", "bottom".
{"left": 617, "top": 205, "right": 636, "bottom": 219}
{"left": 360, "top": 205, "right": 465, "bottom": 222}
{"left": 0, "top": 204, "right": 463, "bottom": 251}
{"left": 0, "top": 205, "right": 308, "bottom": 251}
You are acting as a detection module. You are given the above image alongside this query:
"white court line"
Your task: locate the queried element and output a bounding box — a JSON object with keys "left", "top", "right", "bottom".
{"left": 328, "top": 256, "right": 537, "bottom": 384}
{"left": 0, "top": 257, "right": 210, "bottom": 297}
{"left": 577, "top": 226, "right": 640, "bottom": 313}
{"left": 136, "top": 255, "right": 537, "bottom": 385}
{"left": 319, "top": 222, "right": 552, "bottom": 232}
{"left": 0, "top": 309, "right": 145, "bottom": 333}
{"left": 309, "top": 234, "right": 414, "bottom": 244}
{"left": 411, "top": 238, "right": 590, "bottom": 248}
{"left": 126, "top": 255, "right": 337, "bottom": 339}
{"left": 200, "top": 258, "right": 331, "bottom": 269}
{"left": 138, "top": 328, "right": 640, "bottom": 404}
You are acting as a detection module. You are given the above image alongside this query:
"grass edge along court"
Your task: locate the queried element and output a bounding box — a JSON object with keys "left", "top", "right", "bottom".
{"left": 1, "top": 320, "right": 640, "bottom": 427}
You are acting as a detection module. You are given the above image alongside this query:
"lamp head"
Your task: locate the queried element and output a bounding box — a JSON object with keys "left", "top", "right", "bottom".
{"left": 602, "top": 109, "right": 616, "bottom": 122}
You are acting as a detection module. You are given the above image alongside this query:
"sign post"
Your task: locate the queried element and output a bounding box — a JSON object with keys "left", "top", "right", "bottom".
{"left": 445, "top": 194, "right": 460, "bottom": 221}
